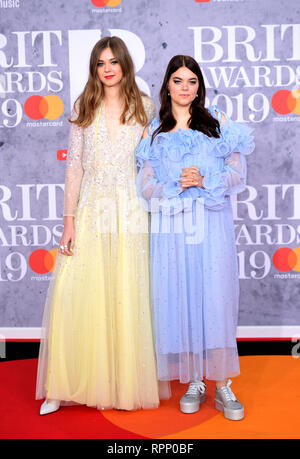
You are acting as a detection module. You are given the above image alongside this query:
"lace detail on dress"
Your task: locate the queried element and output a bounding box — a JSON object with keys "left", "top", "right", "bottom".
{"left": 142, "top": 95, "right": 155, "bottom": 122}
{"left": 62, "top": 97, "right": 154, "bottom": 218}
{"left": 63, "top": 108, "right": 84, "bottom": 217}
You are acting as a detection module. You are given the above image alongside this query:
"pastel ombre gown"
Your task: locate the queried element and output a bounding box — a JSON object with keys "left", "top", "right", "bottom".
{"left": 35, "top": 96, "right": 160, "bottom": 410}
{"left": 135, "top": 105, "right": 255, "bottom": 383}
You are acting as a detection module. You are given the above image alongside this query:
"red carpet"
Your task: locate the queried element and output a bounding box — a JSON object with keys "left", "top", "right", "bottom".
{"left": 0, "top": 359, "right": 144, "bottom": 439}
{"left": 1, "top": 356, "right": 299, "bottom": 439}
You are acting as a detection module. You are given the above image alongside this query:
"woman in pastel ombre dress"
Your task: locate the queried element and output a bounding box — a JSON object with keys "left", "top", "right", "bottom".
{"left": 136, "top": 55, "right": 255, "bottom": 420}
{"left": 35, "top": 37, "right": 160, "bottom": 414}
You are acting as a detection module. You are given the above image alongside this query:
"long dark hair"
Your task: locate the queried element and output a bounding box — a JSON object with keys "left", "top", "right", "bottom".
{"left": 152, "top": 55, "right": 220, "bottom": 143}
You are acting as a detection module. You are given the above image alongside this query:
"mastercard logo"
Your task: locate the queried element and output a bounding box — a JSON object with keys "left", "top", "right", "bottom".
{"left": 29, "top": 249, "right": 58, "bottom": 274}
{"left": 24, "top": 95, "right": 64, "bottom": 120}
{"left": 273, "top": 247, "right": 300, "bottom": 272}
{"left": 91, "top": 0, "right": 122, "bottom": 7}
{"left": 271, "top": 89, "right": 300, "bottom": 115}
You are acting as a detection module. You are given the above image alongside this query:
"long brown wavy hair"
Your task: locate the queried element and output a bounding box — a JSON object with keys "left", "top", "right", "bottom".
{"left": 70, "top": 36, "right": 148, "bottom": 128}
{"left": 152, "top": 55, "right": 221, "bottom": 143}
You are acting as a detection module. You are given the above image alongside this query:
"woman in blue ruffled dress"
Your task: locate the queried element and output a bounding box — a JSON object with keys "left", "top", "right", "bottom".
{"left": 135, "top": 55, "right": 255, "bottom": 420}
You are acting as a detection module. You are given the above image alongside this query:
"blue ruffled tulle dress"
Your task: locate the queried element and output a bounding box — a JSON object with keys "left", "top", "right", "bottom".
{"left": 135, "top": 105, "right": 255, "bottom": 383}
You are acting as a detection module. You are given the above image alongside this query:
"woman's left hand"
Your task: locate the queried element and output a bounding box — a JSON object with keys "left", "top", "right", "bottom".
{"left": 180, "top": 166, "right": 204, "bottom": 190}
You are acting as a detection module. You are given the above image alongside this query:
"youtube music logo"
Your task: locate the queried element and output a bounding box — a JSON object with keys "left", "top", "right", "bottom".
{"left": 57, "top": 149, "right": 67, "bottom": 161}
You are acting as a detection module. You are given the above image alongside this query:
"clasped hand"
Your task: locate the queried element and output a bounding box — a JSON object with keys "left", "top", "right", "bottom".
{"left": 180, "top": 166, "right": 204, "bottom": 190}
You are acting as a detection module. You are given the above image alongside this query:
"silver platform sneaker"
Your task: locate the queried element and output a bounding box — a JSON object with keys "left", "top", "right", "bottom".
{"left": 180, "top": 380, "right": 207, "bottom": 414}
{"left": 215, "top": 379, "right": 244, "bottom": 421}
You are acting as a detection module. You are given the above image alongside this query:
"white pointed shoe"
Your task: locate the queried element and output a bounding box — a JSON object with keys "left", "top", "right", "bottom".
{"left": 40, "top": 399, "right": 61, "bottom": 415}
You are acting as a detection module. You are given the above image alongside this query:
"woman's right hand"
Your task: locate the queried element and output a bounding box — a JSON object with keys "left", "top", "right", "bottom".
{"left": 180, "top": 166, "right": 203, "bottom": 190}
{"left": 59, "top": 217, "right": 75, "bottom": 256}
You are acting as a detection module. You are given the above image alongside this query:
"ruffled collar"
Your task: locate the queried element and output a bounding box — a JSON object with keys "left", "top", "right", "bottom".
{"left": 136, "top": 114, "right": 254, "bottom": 165}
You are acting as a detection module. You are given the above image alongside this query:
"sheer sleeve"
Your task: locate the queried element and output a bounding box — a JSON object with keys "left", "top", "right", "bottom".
{"left": 137, "top": 159, "right": 183, "bottom": 200}
{"left": 202, "top": 106, "right": 255, "bottom": 210}
{"left": 202, "top": 151, "right": 247, "bottom": 209}
{"left": 136, "top": 136, "right": 184, "bottom": 215}
{"left": 142, "top": 95, "right": 155, "bottom": 123}
{"left": 62, "top": 108, "right": 84, "bottom": 217}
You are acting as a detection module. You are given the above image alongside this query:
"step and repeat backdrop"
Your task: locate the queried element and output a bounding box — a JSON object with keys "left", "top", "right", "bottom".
{"left": 0, "top": 0, "right": 300, "bottom": 339}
